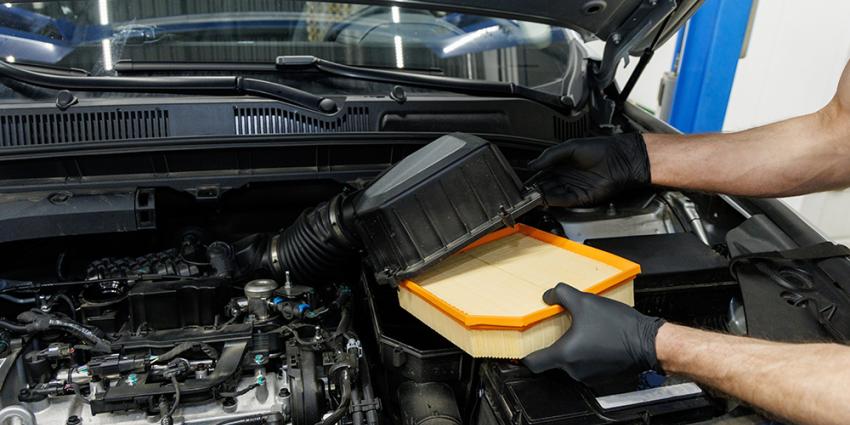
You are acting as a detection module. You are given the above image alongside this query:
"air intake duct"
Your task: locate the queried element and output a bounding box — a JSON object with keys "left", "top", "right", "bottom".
{"left": 266, "top": 133, "right": 542, "bottom": 286}
{"left": 266, "top": 195, "right": 359, "bottom": 287}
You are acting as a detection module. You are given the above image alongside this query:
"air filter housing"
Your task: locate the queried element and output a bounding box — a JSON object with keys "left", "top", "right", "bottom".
{"left": 347, "top": 133, "right": 541, "bottom": 285}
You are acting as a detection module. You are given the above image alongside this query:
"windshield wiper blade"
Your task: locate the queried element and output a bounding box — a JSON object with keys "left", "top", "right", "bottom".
{"left": 275, "top": 55, "right": 571, "bottom": 111}
{"left": 0, "top": 60, "right": 338, "bottom": 113}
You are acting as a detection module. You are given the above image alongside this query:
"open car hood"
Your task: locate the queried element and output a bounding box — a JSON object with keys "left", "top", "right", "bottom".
{"left": 316, "top": 0, "right": 703, "bottom": 88}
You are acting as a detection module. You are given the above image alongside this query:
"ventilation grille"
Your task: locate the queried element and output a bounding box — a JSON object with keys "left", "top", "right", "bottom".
{"left": 0, "top": 110, "right": 169, "bottom": 147}
{"left": 553, "top": 114, "right": 590, "bottom": 141}
{"left": 234, "top": 106, "right": 370, "bottom": 136}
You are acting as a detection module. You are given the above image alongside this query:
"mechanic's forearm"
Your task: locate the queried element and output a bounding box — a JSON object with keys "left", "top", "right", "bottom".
{"left": 656, "top": 323, "right": 850, "bottom": 425}
{"left": 644, "top": 103, "right": 850, "bottom": 196}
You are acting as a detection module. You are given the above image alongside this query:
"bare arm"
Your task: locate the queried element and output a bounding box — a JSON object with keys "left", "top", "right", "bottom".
{"left": 656, "top": 323, "right": 850, "bottom": 425}
{"left": 645, "top": 59, "right": 850, "bottom": 197}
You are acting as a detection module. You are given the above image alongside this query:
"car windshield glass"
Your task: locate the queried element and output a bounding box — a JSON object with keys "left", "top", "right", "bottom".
{"left": 0, "top": 0, "right": 580, "bottom": 87}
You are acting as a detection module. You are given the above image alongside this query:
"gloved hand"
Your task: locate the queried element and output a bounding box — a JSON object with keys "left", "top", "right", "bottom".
{"left": 528, "top": 133, "right": 651, "bottom": 207}
{"left": 523, "top": 283, "right": 665, "bottom": 383}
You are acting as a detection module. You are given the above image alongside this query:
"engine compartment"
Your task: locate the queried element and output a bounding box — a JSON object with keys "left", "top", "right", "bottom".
{"left": 0, "top": 136, "right": 750, "bottom": 425}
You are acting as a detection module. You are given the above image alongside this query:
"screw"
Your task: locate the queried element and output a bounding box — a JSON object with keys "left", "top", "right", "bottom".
{"left": 612, "top": 33, "right": 622, "bottom": 45}
{"left": 314, "top": 326, "right": 322, "bottom": 341}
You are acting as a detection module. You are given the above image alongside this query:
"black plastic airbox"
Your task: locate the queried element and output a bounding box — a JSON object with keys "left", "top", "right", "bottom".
{"left": 349, "top": 133, "right": 541, "bottom": 285}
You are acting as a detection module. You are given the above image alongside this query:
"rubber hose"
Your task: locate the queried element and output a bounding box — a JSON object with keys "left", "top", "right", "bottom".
{"left": 276, "top": 201, "right": 358, "bottom": 286}
{"left": 315, "top": 369, "right": 352, "bottom": 425}
{"left": 51, "top": 293, "right": 77, "bottom": 321}
{"left": 359, "top": 356, "right": 379, "bottom": 425}
{"left": 330, "top": 308, "right": 351, "bottom": 343}
{"left": 350, "top": 385, "right": 364, "bottom": 425}
{"left": 0, "top": 320, "right": 28, "bottom": 333}
{"left": 0, "top": 294, "right": 36, "bottom": 304}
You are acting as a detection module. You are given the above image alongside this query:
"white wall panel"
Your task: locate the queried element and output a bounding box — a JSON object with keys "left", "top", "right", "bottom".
{"left": 724, "top": 0, "right": 850, "bottom": 131}
{"left": 723, "top": 0, "right": 850, "bottom": 241}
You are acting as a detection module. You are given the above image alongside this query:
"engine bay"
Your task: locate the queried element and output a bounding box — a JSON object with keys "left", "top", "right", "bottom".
{"left": 0, "top": 134, "right": 753, "bottom": 425}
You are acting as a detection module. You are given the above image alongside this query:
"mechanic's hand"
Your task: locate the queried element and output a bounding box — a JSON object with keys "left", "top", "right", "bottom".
{"left": 528, "top": 133, "right": 651, "bottom": 207}
{"left": 523, "top": 283, "right": 665, "bottom": 383}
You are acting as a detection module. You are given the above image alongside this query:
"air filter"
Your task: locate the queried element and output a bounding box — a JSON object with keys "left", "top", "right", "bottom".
{"left": 397, "top": 224, "right": 640, "bottom": 359}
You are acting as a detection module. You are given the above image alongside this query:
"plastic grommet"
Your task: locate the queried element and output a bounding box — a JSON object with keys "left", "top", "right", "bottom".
{"left": 582, "top": 0, "right": 607, "bottom": 15}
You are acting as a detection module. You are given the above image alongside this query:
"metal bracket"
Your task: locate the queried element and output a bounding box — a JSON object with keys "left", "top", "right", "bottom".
{"left": 586, "top": 0, "right": 676, "bottom": 128}
{"left": 592, "top": 0, "right": 677, "bottom": 89}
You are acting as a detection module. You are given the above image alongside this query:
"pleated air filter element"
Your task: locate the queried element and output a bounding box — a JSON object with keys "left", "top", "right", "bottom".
{"left": 398, "top": 224, "right": 640, "bottom": 359}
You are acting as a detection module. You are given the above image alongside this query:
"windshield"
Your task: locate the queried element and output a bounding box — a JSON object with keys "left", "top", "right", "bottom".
{"left": 0, "top": 0, "right": 580, "bottom": 87}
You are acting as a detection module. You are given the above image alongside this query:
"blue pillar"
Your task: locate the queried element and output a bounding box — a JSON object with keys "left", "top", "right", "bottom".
{"left": 668, "top": 0, "right": 753, "bottom": 133}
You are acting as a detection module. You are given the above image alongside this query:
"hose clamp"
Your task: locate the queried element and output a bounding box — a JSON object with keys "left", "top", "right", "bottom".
{"left": 328, "top": 194, "right": 357, "bottom": 247}
{"left": 269, "top": 234, "right": 283, "bottom": 278}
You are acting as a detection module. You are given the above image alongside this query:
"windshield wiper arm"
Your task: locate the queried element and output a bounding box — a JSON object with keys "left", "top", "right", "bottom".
{"left": 275, "top": 55, "right": 571, "bottom": 111}
{"left": 0, "top": 60, "right": 338, "bottom": 113}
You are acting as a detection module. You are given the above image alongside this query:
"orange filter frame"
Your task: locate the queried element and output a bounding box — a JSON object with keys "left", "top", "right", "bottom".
{"left": 398, "top": 224, "right": 640, "bottom": 331}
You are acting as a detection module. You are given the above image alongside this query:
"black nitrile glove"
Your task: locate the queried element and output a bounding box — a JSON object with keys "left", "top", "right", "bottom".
{"left": 528, "top": 133, "right": 651, "bottom": 207}
{"left": 523, "top": 283, "right": 665, "bottom": 383}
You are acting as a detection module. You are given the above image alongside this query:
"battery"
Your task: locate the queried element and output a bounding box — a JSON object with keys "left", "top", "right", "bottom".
{"left": 477, "top": 362, "right": 717, "bottom": 425}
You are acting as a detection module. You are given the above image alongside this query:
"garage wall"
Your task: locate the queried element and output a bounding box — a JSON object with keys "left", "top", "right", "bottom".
{"left": 725, "top": 0, "right": 850, "bottom": 245}
{"left": 724, "top": 1, "right": 850, "bottom": 132}
{"left": 620, "top": 1, "right": 850, "bottom": 245}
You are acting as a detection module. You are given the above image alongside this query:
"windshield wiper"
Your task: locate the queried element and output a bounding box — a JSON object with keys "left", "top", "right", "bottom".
{"left": 0, "top": 60, "right": 338, "bottom": 113}
{"left": 112, "top": 57, "right": 572, "bottom": 112}
{"left": 275, "top": 55, "right": 571, "bottom": 111}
